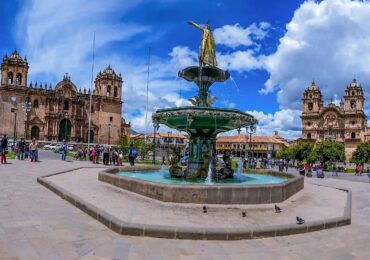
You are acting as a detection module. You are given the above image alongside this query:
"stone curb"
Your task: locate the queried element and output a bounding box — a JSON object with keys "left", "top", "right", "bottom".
{"left": 37, "top": 169, "right": 352, "bottom": 241}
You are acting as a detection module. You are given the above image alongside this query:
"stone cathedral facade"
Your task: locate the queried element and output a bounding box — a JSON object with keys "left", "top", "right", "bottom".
{"left": 0, "top": 50, "right": 130, "bottom": 144}
{"left": 301, "top": 79, "right": 370, "bottom": 158}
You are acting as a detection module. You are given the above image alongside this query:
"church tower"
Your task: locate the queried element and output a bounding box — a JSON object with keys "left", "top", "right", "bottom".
{"left": 94, "top": 65, "right": 122, "bottom": 100}
{"left": 301, "top": 81, "right": 323, "bottom": 140}
{"left": 344, "top": 78, "right": 364, "bottom": 111}
{"left": 1, "top": 50, "right": 29, "bottom": 88}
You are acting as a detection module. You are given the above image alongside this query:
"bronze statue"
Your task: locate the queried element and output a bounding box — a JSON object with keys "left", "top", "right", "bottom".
{"left": 188, "top": 20, "right": 217, "bottom": 67}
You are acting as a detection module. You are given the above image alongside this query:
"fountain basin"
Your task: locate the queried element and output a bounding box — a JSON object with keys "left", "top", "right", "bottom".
{"left": 99, "top": 166, "right": 304, "bottom": 204}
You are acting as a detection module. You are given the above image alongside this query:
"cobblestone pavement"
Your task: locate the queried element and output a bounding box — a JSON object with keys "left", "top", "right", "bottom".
{"left": 0, "top": 151, "right": 370, "bottom": 259}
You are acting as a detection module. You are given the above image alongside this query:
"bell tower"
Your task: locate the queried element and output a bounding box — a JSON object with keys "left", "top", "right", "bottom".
{"left": 344, "top": 78, "right": 364, "bottom": 111}
{"left": 1, "top": 50, "right": 29, "bottom": 88}
{"left": 301, "top": 81, "right": 323, "bottom": 141}
{"left": 94, "top": 65, "right": 122, "bottom": 100}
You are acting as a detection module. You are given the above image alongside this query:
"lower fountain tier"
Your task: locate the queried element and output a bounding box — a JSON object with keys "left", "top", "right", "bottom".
{"left": 152, "top": 106, "right": 257, "bottom": 135}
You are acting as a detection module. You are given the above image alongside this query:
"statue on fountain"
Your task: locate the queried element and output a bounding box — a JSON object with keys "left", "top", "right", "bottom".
{"left": 188, "top": 20, "right": 217, "bottom": 67}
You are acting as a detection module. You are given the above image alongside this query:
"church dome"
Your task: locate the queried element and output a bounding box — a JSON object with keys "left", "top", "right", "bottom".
{"left": 55, "top": 73, "right": 77, "bottom": 92}
{"left": 308, "top": 81, "right": 319, "bottom": 91}
{"left": 96, "top": 65, "right": 122, "bottom": 81}
{"left": 348, "top": 78, "right": 361, "bottom": 88}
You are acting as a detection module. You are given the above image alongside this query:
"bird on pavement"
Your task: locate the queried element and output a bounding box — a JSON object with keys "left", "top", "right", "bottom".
{"left": 203, "top": 205, "right": 207, "bottom": 213}
{"left": 275, "top": 205, "right": 282, "bottom": 213}
{"left": 296, "top": 216, "right": 305, "bottom": 224}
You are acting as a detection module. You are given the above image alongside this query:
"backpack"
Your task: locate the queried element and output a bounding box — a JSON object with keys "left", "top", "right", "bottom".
{"left": 131, "top": 149, "right": 138, "bottom": 158}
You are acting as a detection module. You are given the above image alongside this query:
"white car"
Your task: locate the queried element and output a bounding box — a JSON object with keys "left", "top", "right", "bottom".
{"left": 43, "top": 144, "right": 57, "bottom": 150}
{"left": 68, "top": 146, "right": 74, "bottom": 151}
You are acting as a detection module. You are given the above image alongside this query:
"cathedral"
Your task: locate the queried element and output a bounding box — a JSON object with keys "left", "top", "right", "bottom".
{"left": 301, "top": 79, "right": 370, "bottom": 158}
{"left": 0, "top": 50, "right": 130, "bottom": 144}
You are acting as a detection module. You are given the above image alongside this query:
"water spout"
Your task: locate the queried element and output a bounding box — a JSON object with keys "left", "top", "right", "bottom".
{"left": 205, "top": 163, "right": 213, "bottom": 184}
{"left": 237, "top": 158, "right": 243, "bottom": 174}
{"left": 229, "top": 76, "right": 240, "bottom": 93}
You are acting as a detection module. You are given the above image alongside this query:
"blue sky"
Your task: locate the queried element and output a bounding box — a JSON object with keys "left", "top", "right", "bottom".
{"left": 2, "top": 0, "right": 370, "bottom": 139}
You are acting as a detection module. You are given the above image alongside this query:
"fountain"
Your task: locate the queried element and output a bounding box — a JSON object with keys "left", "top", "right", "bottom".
{"left": 152, "top": 20, "right": 257, "bottom": 180}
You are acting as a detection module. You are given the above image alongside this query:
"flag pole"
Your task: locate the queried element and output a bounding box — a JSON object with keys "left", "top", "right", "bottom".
{"left": 88, "top": 32, "right": 95, "bottom": 149}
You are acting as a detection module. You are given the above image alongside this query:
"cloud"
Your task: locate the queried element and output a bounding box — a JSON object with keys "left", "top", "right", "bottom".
{"left": 261, "top": 0, "right": 370, "bottom": 110}
{"left": 213, "top": 22, "right": 270, "bottom": 49}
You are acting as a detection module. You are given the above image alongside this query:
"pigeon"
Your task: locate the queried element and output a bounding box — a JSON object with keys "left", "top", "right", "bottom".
{"left": 275, "top": 205, "right": 282, "bottom": 213}
{"left": 242, "top": 211, "right": 247, "bottom": 218}
{"left": 296, "top": 216, "right": 305, "bottom": 224}
{"left": 203, "top": 205, "right": 207, "bottom": 213}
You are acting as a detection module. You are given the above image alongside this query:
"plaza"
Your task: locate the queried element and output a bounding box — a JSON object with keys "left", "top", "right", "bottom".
{"left": 0, "top": 151, "right": 369, "bottom": 259}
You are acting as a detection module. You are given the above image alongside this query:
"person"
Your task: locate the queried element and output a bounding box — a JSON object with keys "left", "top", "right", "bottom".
{"left": 368, "top": 172, "right": 370, "bottom": 183}
{"left": 103, "top": 146, "right": 109, "bottom": 165}
{"left": 0, "top": 134, "right": 8, "bottom": 164}
{"left": 332, "top": 164, "right": 338, "bottom": 176}
{"left": 61, "top": 140, "right": 68, "bottom": 161}
{"left": 111, "top": 147, "right": 116, "bottom": 165}
{"left": 29, "top": 138, "right": 38, "bottom": 162}
{"left": 96, "top": 145, "right": 101, "bottom": 164}
{"left": 285, "top": 159, "right": 289, "bottom": 172}
{"left": 128, "top": 144, "right": 138, "bottom": 166}
{"left": 83, "top": 147, "right": 87, "bottom": 161}
{"left": 116, "top": 150, "right": 123, "bottom": 166}
{"left": 17, "top": 138, "right": 26, "bottom": 160}
{"left": 358, "top": 164, "right": 363, "bottom": 176}
{"left": 316, "top": 165, "right": 324, "bottom": 178}
{"left": 91, "top": 146, "right": 97, "bottom": 164}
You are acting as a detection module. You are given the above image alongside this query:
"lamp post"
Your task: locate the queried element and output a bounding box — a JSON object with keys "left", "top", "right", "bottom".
{"left": 152, "top": 122, "right": 159, "bottom": 165}
{"left": 22, "top": 98, "right": 32, "bottom": 140}
{"left": 246, "top": 125, "right": 256, "bottom": 162}
{"left": 108, "top": 123, "right": 111, "bottom": 145}
{"left": 11, "top": 96, "right": 17, "bottom": 147}
{"left": 167, "top": 131, "right": 171, "bottom": 162}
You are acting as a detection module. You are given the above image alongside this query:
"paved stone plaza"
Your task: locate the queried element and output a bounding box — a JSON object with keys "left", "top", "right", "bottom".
{"left": 0, "top": 151, "right": 370, "bottom": 259}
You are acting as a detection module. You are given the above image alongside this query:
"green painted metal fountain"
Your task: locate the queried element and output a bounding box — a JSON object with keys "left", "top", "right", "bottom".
{"left": 152, "top": 20, "right": 257, "bottom": 180}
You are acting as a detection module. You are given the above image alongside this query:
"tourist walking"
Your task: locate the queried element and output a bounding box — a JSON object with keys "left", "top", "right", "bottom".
{"left": 61, "top": 140, "right": 68, "bottom": 161}
{"left": 17, "top": 138, "right": 26, "bottom": 160}
{"left": 332, "top": 164, "right": 338, "bottom": 176}
{"left": 0, "top": 134, "right": 8, "bottom": 164}
{"left": 103, "top": 146, "right": 109, "bottom": 165}
{"left": 29, "top": 138, "right": 38, "bottom": 162}
{"left": 128, "top": 144, "right": 138, "bottom": 166}
{"left": 96, "top": 145, "right": 101, "bottom": 164}
{"left": 91, "top": 146, "right": 97, "bottom": 164}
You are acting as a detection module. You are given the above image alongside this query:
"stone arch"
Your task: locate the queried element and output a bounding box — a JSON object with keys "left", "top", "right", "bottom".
{"left": 16, "top": 73, "right": 22, "bottom": 85}
{"left": 351, "top": 132, "right": 356, "bottom": 139}
{"left": 114, "top": 86, "right": 118, "bottom": 97}
{"left": 8, "top": 72, "right": 13, "bottom": 84}
{"left": 59, "top": 119, "right": 72, "bottom": 141}
{"left": 107, "top": 85, "right": 111, "bottom": 96}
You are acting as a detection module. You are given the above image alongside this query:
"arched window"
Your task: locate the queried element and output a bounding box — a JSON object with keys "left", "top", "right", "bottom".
{"left": 107, "top": 85, "right": 111, "bottom": 96}
{"left": 33, "top": 99, "right": 39, "bottom": 108}
{"left": 308, "top": 102, "right": 313, "bottom": 111}
{"left": 307, "top": 133, "right": 311, "bottom": 139}
{"left": 351, "top": 132, "right": 356, "bottom": 139}
{"left": 8, "top": 72, "right": 13, "bottom": 84}
{"left": 114, "top": 86, "right": 118, "bottom": 97}
{"left": 350, "top": 100, "right": 356, "bottom": 109}
{"left": 64, "top": 100, "right": 69, "bottom": 110}
{"left": 16, "top": 73, "right": 22, "bottom": 85}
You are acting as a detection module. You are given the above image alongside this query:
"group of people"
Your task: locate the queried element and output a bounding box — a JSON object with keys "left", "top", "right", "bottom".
{"left": 0, "top": 134, "right": 40, "bottom": 164}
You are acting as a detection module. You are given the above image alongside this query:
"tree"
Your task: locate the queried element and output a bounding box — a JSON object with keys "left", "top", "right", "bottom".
{"left": 291, "top": 141, "right": 315, "bottom": 162}
{"left": 131, "top": 138, "right": 154, "bottom": 160}
{"left": 276, "top": 146, "right": 293, "bottom": 160}
{"left": 312, "top": 141, "right": 345, "bottom": 165}
{"left": 351, "top": 142, "right": 370, "bottom": 165}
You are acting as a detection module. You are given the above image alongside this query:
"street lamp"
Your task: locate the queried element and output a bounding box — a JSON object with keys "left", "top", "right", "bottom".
{"left": 11, "top": 96, "right": 17, "bottom": 147}
{"left": 22, "top": 98, "right": 32, "bottom": 140}
{"left": 246, "top": 125, "right": 256, "bottom": 161}
{"left": 167, "top": 131, "right": 172, "bottom": 162}
{"left": 108, "top": 123, "right": 111, "bottom": 145}
{"left": 152, "top": 122, "right": 159, "bottom": 165}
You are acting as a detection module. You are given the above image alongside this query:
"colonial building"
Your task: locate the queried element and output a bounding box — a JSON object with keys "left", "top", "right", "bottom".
{"left": 301, "top": 79, "right": 368, "bottom": 158}
{"left": 216, "top": 132, "right": 289, "bottom": 158}
{"left": 0, "top": 50, "right": 130, "bottom": 143}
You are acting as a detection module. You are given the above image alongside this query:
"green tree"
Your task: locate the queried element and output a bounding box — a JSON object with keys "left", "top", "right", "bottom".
{"left": 276, "top": 146, "right": 293, "bottom": 160}
{"left": 131, "top": 138, "right": 154, "bottom": 160}
{"left": 313, "top": 141, "right": 345, "bottom": 165}
{"left": 351, "top": 142, "right": 370, "bottom": 165}
{"left": 117, "top": 135, "right": 129, "bottom": 155}
{"left": 291, "top": 141, "right": 315, "bottom": 162}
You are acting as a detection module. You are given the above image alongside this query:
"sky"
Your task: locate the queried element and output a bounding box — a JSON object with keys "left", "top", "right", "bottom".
{"left": 1, "top": 0, "right": 370, "bottom": 140}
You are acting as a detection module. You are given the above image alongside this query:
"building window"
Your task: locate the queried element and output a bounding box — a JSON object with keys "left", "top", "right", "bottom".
{"left": 307, "top": 133, "right": 311, "bottom": 139}
{"left": 8, "top": 72, "right": 13, "bottom": 84}
{"left": 350, "top": 100, "right": 356, "bottom": 109}
{"left": 110, "top": 116, "right": 113, "bottom": 122}
{"left": 351, "top": 132, "right": 356, "bottom": 139}
{"left": 307, "top": 122, "right": 311, "bottom": 126}
{"left": 64, "top": 100, "right": 69, "bottom": 110}
{"left": 352, "top": 91, "right": 355, "bottom": 96}
{"left": 309, "top": 94, "right": 312, "bottom": 98}
{"left": 308, "top": 102, "right": 313, "bottom": 111}
{"left": 351, "top": 121, "right": 355, "bottom": 126}
{"left": 33, "top": 99, "right": 39, "bottom": 108}
{"left": 107, "top": 85, "right": 111, "bottom": 96}
{"left": 114, "top": 86, "right": 118, "bottom": 97}
{"left": 16, "top": 73, "right": 22, "bottom": 85}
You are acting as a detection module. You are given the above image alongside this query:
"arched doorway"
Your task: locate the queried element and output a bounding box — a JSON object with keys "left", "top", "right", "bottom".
{"left": 59, "top": 119, "right": 72, "bottom": 141}
{"left": 31, "top": 126, "right": 40, "bottom": 140}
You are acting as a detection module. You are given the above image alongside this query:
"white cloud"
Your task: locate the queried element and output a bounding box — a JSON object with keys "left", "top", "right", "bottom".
{"left": 261, "top": 0, "right": 370, "bottom": 110}
{"left": 214, "top": 22, "right": 270, "bottom": 49}
{"left": 217, "top": 50, "right": 263, "bottom": 72}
